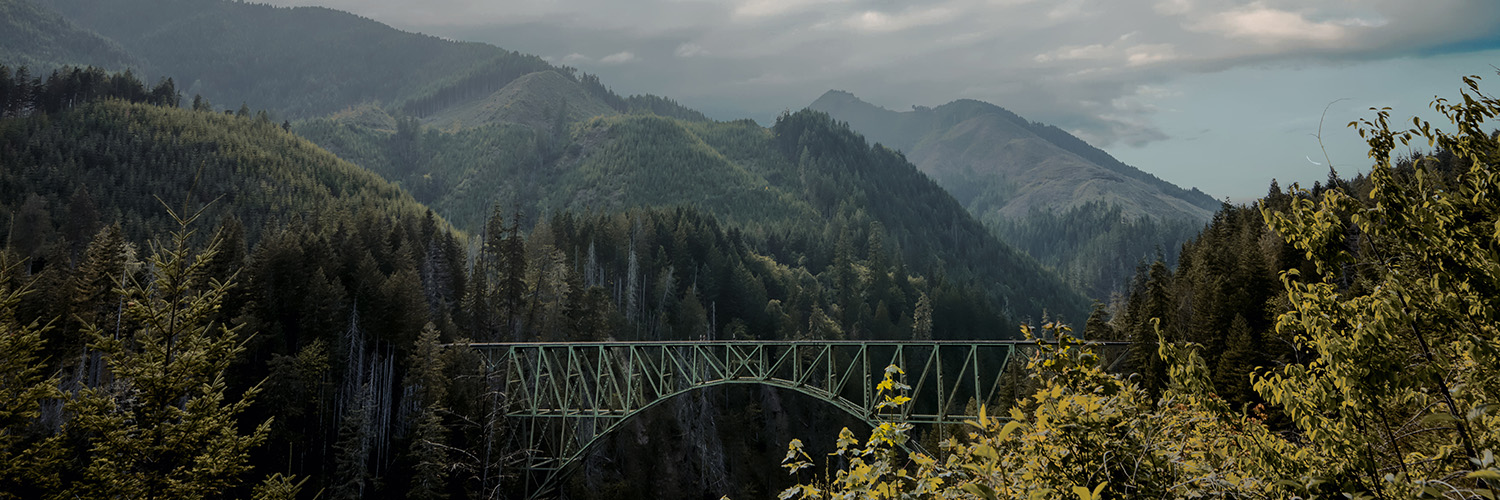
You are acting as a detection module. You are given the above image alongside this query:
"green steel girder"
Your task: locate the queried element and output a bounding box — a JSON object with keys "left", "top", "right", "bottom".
{"left": 466, "top": 340, "right": 1127, "bottom": 499}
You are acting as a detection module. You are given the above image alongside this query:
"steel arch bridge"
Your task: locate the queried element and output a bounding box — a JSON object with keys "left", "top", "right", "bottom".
{"left": 469, "top": 340, "right": 1128, "bottom": 499}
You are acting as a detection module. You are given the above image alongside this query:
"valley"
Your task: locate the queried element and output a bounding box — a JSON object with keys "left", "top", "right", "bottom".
{"left": 2, "top": 0, "right": 1498, "bottom": 499}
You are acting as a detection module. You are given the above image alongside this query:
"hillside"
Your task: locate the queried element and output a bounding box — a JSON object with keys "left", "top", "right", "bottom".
{"left": 0, "top": 0, "right": 137, "bottom": 70}
{"left": 11, "top": 0, "right": 1087, "bottom": 320}
{"left": 0, "top": 99, "right": 442, "bottom": 253}
{"left": 298, "top": 108, "right": 1089, "bottom": 323}
{"left": 420, "top": 70, "right": 619, "bottom": 131}
{"left": 809, "top": 90, "right": 1217, "bottom": 220}
{"left": 810, "top": 90, "right": 1218, "bottom": 297}
{"left": 37, "top": 0, "right": 552, "bottom": 118}
{"left": 29, "top": 0, "right": 707, "bottom": 126}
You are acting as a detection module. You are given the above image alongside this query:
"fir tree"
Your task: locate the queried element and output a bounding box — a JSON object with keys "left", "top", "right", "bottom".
{"left": 911, "top": 292, "right": 933, "bottom": 341}
{"left": 405, "top": 409, "right": 449, "bottom": 500}
{"left": 66, "top": 207, "right": 270, "bottom": 499}
{"left": 0, "top": 257, "right": 64, "bottom": 500}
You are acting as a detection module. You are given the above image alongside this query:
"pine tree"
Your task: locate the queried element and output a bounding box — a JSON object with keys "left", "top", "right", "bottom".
{"left": 497, "top": 211, "right": 527, "bottom": 340}
{"left": 1082, "top": 301, "right": 1115, "bottom": 340}
{"left": 331, "top": 385, "right": 373, "bottom": 500}
{"left": 911, "top": 292, "right": 933, "bottom": 341}
{"left": 67, "top": 208, "right": 270, "bottom": 499}
{"left": 403, "top": 324, "right": 450, "bottom": 500}
{"left": 0, "top": 257, "right": 64, "bottom": 500}
{"left": 69, "top": 224, "right": 130, "bottom": 352}
{"left": 1212, "top": 314, "right": 1257, "bottom": 409}
{"left": 405, "top": 406, "right": 449, "bottom": 500}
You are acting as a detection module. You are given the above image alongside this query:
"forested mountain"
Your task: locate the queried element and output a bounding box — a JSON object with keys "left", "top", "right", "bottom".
{"left": 1096, "top": 170, "right": 1399, "bottom": 409}
{"left": 787, "top": 74, "right": 1500, "bottom": 500}
{"left": 0, "top": 65, "right": 1029, "bottom": 499}
{"left": 0, "top": 66, "right": 437, "bottom": 259}
{"left": 30, "top": 0, "right": 704, "bottom": 123}
{"left": 419, "top": 70, "right": 619, "bottom": 131}
{"left": 295, "top": 107, "right": 1089, "bottom": 323}
{"left": 0, "top": 0, "right": 136, "bottom": 70}
{"left": 810, "top": 90, "right": 1218, "bottom": 297}
{"left": 1, "top": 0, "right": 1084, "bottom": 320}
{"left": 39, "top": 0, "right": 554, "bottom": 118}
{"left": 809, "top": 90, "right": 1218, "bottom": 218}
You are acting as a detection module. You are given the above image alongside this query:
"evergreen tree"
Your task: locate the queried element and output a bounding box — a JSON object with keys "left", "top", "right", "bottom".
{"left": 1082, "top": 301, "right": 1114, "bottom": 340}
{"left": 331, "top": 385, "right": 373, "bottom": 500}
{"left": 1212, "top": 314, "right": 1257, "bottom": 409}
{"left": 911, "top": 292, "right": 933, "bottom": 341}
{"left": 66, "top": 209, "right": 270, "bottom": 499}
{"left": 497, "top": 211, "right": 527, "bottom": 340}
{"left": 406, "top": 409, "right": 449, "bottom": 500}
{"left": 0, "top": 257, "right": 64, "bottom": 500}
{"left": 404, "top": 323, "right": 449, "bottom": 500}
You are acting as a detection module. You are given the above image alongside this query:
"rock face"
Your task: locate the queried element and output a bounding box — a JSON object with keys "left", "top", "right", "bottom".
{"left": 808, "top": 90, "right": 1218, "bottom": 224}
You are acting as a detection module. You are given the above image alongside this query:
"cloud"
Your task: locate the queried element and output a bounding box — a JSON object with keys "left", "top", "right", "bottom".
{"left": 1189, "top": 6, "right": 1352, "bottom": 44}
{"left": 843, "top": 7, "right": 957, "bottom": 33}
{"left": 1034, "top": 33, "right": 1176, "bottom": 67}
{"left": 732, "top": 0, "right": 849, "bottom": 20}
{"left": 675, "top": 43, "right": 709, "bottom": 57}
{"left": 260, "top": 0, "right": 1500, "bottom": 150}
{"left": 600, "top": 51, "right": 638, "bottom": 64}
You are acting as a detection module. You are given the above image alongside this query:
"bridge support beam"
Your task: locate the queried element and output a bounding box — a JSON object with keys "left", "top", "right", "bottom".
{"left": 466, "top": 340, "right": 1125, "bottom": 499}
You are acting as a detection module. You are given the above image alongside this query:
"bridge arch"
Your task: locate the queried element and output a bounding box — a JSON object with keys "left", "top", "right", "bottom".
{"left": 468, "top": 340, "right": 1124, "bottom": 498}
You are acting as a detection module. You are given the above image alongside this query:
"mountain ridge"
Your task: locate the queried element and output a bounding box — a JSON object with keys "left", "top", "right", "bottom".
{"left": 808, "top": 89, "right": 1219, "bottom": 219}
{"left": 809, "top": 89, "right": 1217, "bottom": 297}
{"left": 0, "top": 0, "right": 139, "bottom": 70}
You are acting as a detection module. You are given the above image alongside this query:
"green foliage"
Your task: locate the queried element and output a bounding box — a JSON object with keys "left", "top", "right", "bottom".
{"left": 0, "top": 0, "right": 136, "bottom": 71}
{"left": 251, "top": 473, "right": 307, "bottom": 500}
{"left": 991, "top": 201, "right": 1205, "bottom": 298}
{"left": 783, "top": 324, "right": 1294, "bottom": 500}
{"left": 67, "top": 208, "right": 270, "bottom": 499}
{"left": 0, "top": 98, "right": 442, "bottom": 252}
{"left": 299, "top": 107, "right": 1088, "bottom": 324}
{"left": 0, "top": 255, "right": 64, "bottom": 500}
{"left": 1110, "top": 200, "right": 1295, "bottom": 403}
{"left": 787, "top": 72, "right": 1500, "bottom": 500}
{"left": 1254, "top": 72, "right": 1500, "bottom": 498}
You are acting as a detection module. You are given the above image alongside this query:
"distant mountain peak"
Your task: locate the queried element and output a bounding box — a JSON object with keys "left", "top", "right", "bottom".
{"left": 809, "top": 89, "right": 888, "bottom": 114}
{"left": 809, "top": 89, "right": 1221, "bottom": 297}
{"left": 814, "top": 89, "right": 861, "bottom": 101}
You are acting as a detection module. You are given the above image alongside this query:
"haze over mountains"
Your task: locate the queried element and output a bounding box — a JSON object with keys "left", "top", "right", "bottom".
{"left": 2, "top": 0, "right": 1099, "bottom": 323}
{"left": 14, "top": 0, "right": 1492, "bottom": 499}
{"left": 809, "top": 90, "right": 1218, "bottom": 222}
{"left": 0, "top": 0, "right": 1224, "bottom": 304}
{"left": 810, "top": 90, "right": 1219, "bottom": 296}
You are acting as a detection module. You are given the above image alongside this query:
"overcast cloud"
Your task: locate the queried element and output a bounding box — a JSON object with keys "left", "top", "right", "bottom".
{"left": 267, "top": 0, "right": 1500, "bottom": 200}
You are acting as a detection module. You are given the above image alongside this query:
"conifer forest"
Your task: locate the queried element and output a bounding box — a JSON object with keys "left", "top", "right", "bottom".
{"left": 3, "top": 0, "right": 1500, "bottom": 498}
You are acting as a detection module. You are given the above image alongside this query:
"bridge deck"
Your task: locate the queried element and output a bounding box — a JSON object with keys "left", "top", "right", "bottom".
{"left": 462, "top": 339, "right": 1131, "bottom": 498}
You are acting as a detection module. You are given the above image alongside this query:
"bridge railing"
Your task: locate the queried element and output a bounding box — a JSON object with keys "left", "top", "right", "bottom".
{"left": 465, "top": 339, "right": 1130, "bottom": 498}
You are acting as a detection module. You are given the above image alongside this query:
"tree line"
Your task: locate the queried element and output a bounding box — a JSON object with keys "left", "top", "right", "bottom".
{"left": 785, "top": 72, "right": 1500, "bottom": 500}
{"left": 0, "top": 64, "right": 178, "bottom": 117}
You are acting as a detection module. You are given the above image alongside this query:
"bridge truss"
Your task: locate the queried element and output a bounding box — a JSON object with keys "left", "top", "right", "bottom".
{"left": 469, "top": 339, "right": 1127, "bottom": 498}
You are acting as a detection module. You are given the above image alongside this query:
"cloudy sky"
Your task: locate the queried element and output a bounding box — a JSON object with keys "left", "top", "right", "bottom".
{"left": 268, "top": 0, "right": 1500, "bottom": 201}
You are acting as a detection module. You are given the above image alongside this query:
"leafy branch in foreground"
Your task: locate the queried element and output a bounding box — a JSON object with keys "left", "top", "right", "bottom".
{"left": 781, "top": 322, "right": 1293, "bottom": 500}
{"left": 1256, "top": 71, "right": 1500, "bottom": 498}
{"left": 780, "top": 71, "right": 1500, "bottom": 500}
